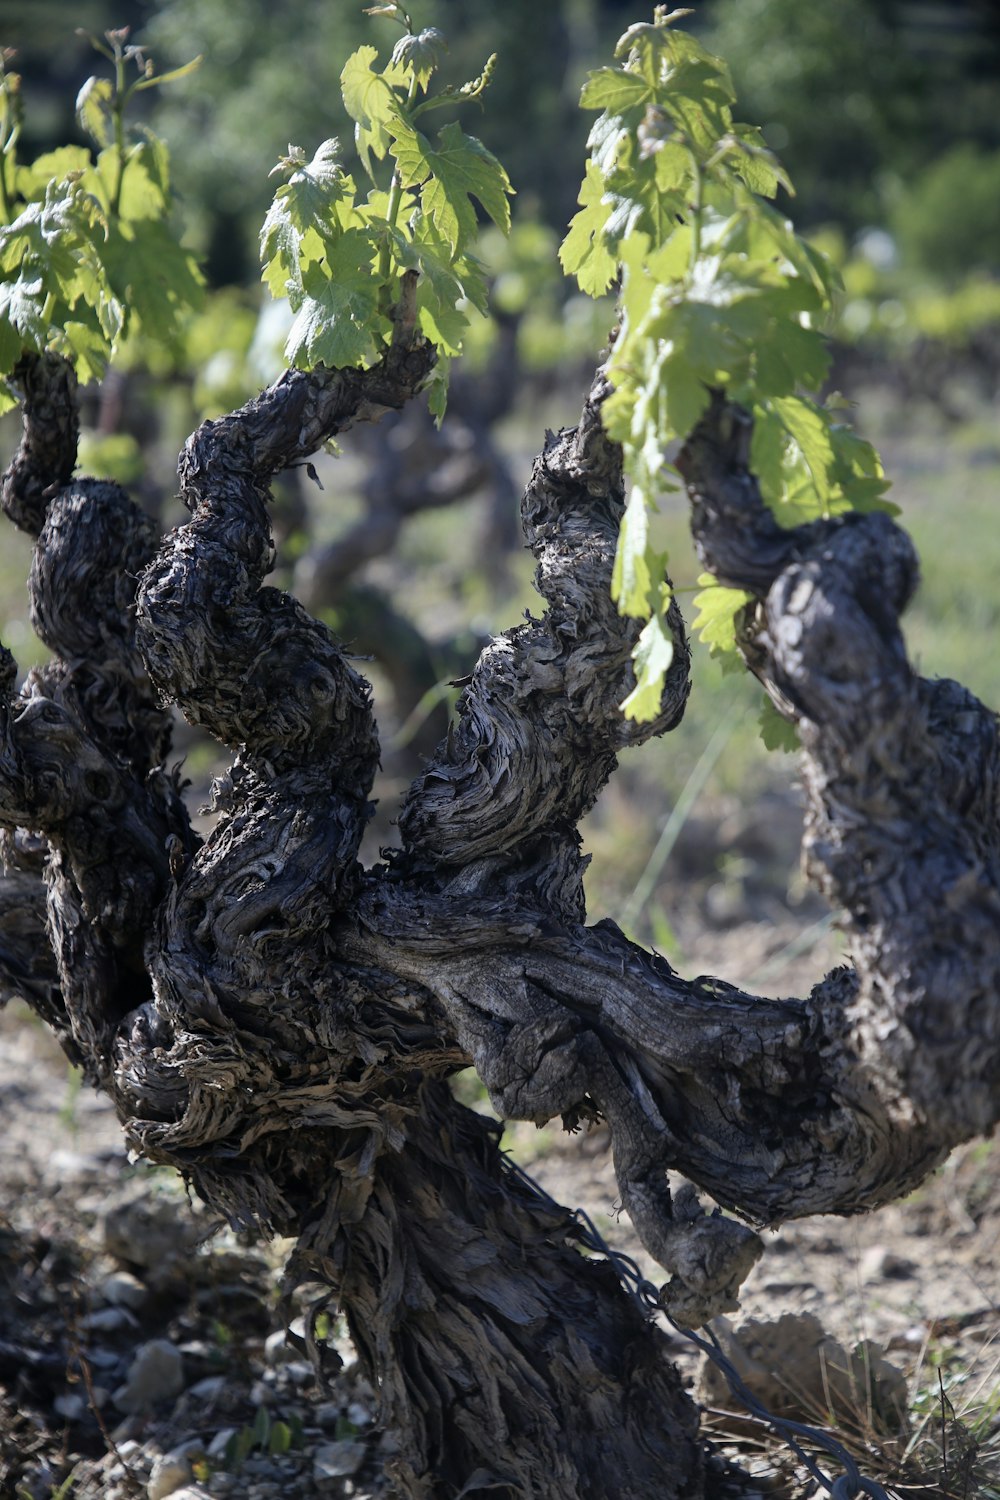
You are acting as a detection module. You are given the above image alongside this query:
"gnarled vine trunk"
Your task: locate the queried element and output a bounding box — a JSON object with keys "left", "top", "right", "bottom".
{"left": 2, "top": 307, "right": 999, "bottom": 1498}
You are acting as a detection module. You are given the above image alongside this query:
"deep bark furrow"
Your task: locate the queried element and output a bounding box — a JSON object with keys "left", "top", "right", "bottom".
{"left": 397, "top": 375, "right": 692, "bottom": 878}
{"left": 6, "top": 317, "right": 1000, "bottom": 1498}
{"left": 679, "top": 393, "right": 1000, "bottom": 1145}
{"left": 135, "top": 301, "right": 433, "bottom": 784}
{"left": 1, "top": 352, "right": 80, "bottom": 538}
{"left": 308, "top": 1079, "right": 704, "bottom": 1500}
{"left": 0, "top": 355, "right": 191, "bottom": 1081}
{"left": 342, "top": 890, "right": 950, "bottom": 1226}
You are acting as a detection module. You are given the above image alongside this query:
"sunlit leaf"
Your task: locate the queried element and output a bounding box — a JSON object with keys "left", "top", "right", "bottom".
{"left": 621, "top": 613, "right": 675, "bottom": 721}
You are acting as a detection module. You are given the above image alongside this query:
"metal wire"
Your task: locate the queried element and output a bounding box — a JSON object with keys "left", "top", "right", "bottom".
{"left": 502, "top": 1154, "right": 892, "bottom": 1500}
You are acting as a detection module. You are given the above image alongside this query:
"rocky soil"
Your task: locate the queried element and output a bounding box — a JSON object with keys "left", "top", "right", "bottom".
{"left": 2, "top": 937, "right": 998, "bottom": 1500}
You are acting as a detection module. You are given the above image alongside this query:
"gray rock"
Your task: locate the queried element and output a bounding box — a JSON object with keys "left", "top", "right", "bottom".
{"left": 313, "top": 1440, "right": 365, "bottom": 1479}
{"left": 82, "top": 1306, "right": 139, "bottom": 1333}
{"left": 860, "top": 1243, "right": 917, "bottom": 1280}
{"left": 82, "top": 1345, "right": 122, "bottom": 1369}
{"left": 206, "top": 1428, "right": 237, "bottom": 1460}
{"left": 53, "top": 1392, "right": 86, "bottom": 1421}
{"left": 147, "top": 1452, "right": 193, "bottom": 1500}
{"left": 102, "top": 1189, "right": 202, "bottom": 1271}
{"left": 101, "top": 1270, "right": 149, "bottom": 1309}
{"left": 113, "top": 1338, "right": 185, "bottom": 1413}
{"left": 263, "top": 1329, "right": 296, "bottom": 1366}
{"left": 188, "top": 1375, "right": 228, "bottom": 1402}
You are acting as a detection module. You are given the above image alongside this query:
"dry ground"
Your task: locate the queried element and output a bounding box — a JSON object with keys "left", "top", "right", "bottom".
{"left": 2, "top": 915, "right": 998, "bottom": 1500}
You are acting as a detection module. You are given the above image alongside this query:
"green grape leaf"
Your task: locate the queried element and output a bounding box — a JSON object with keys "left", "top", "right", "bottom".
{"left": 100, "top": 218, "right": 203, "bottom": 343}
{"left": 654, "top": 139, "right": 692, "bottom": 193}
{"left": 0, "top": 274, "right": 48, "bottom": 349}
{"left": 391, "top": 28, "right": 447, "bottom": 92}
{"left": 758, "top": 697, "right": 800, "bottom": 752}
{"left": 753, "top": 318, "right": 831, "bottom": 398}
{"left": 260, "top": 141, "right": 357, "bottom": 299}
{"left": 770, "top": 395, "right": 838, "bottom": 510}
{"left": 58, "top": 318, "right": 112, "bottom": 383}
{"left": 341, "top": 46, "right": 401, "bottom": 177}
{"left": 559, "top": 161, "right": 618, "bottom": 297}
{"left": 579, "top": 68, "right": 651, "bottom": 114}
{"left": 91, "top": 144, "right": 168, "bottom": 221}
{"left": 394, "top": 120, "right": 512, "bottom": 255}
{"left": 263, "top": 140, "right": 354, "bottom": 238}
{"left": 284, "top": 230, "right": 390, "bottom": 369}
{"left": 412, "top": 244, "right": 470, "bottom": 353}
{"left": 75, "top": 75, "right": 114, "bottom": 148}
{"left": 621, "top": 613, "right": 674, "bottom": 721}
{"left": 749, "top": 404, "right": 788, "bottom": 508}
{"left": 660, "top": 58, "right": 735, "bottom": 148}
{"left": 0, "top": 306, "right": 25, "bottom": 374}
{"left": 691, "top": 577, "right": 753, "bottom": 653}
{"left": 830, "top": 422, "right": 895, "bottom": 512}
{"left": 612, "top": 484, "right": 658, "bottom": 616}
{"left": 660, "top": 349, "right": 711, "bottom": 438}
{"left": 726, "top": 124, "right": 793, "bottom": 200}
{"left": 424, "top": 353, "right": 451, "bottom": 423}
{"left": 15, "top": 146, "right": 92, "bottom": 200}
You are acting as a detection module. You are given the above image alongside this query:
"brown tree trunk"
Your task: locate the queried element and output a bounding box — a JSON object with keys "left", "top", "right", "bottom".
{"left": 2, "top": 308, "right": 999, "bottom": 1497}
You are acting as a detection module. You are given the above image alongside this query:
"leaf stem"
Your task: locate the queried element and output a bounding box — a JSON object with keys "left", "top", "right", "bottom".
{"left": 687, "top": 153, "right": 703, "bottom": 279}
{"left": 377, "top": 72, "right": 419, "bottom": 297}
{"left": 0, "top": 63, "right": 21, "bottom": 226}
{"left": 109, "top": 42, "right": 129, "bottom": 219}
{"left": 0, "top": 149, "right": 11, "bottom": 225}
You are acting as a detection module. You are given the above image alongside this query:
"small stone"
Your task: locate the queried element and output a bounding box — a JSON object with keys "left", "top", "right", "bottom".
{"left": 188, "top": 1375, "right": 228, "bottom": 1402}
{"left": 111, "top": 1414, "right": 144, "bottom": 1444}
{"left": 83, "top": 1306, "right": 139, "bottom": 1333}
{"left": 861, "top": 1244, "right": 916, "bottom": 1280}
{"left": 206, "top": 1428, "right": 237, "bottom": 1460}
{"left": 249, "top": 1380, "right": 273, "bottom": 1405}
{"left": 347, "top": 1401, "right": 371, "bottom": 1427}
{"left": 102, "top": 1271, "right": 149, "bottom": 1309}
{"left": 54, "top": 1392, "right": 86, "bottom": 1421}
{"left": 113, "top": 1338, "right": 185, "bottom": 1413}
{"left": 102, "top": 1191, "right": 202, "bottom": 1272}
{"left": 313, "top": 1441, "right": 365, "bottom": 1479}
{"left": 83, "top": 1345, "right": 122, "bottom": 1369}
{"left": 147, "top": 1453, "right": 193, "bottom": 1500}
{"left": 264, "top": 1330, "right": 295, "bottom": 1366}
{"left": 208, "top": 1477, "right": 237, "bottom": 1496}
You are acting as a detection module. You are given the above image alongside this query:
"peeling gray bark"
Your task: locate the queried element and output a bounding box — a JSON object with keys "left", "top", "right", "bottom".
{"left": 2, "top": 317, "right": 998, "bottom": 1499}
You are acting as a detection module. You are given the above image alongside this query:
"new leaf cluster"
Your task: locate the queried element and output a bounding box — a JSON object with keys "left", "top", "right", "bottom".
{"left": 0, "top": 53, "right": 202, "bottom": 413}
{"left": 259, "top": 31, "right": 512, "bottom": 418}
{"left": 561, "top": 7, "right": 894, "bottom": 725}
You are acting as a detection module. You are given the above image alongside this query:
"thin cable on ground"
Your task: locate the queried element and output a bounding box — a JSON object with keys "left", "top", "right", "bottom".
{"left": 502, "top": 1154, "right": 891, "bottom": 1500}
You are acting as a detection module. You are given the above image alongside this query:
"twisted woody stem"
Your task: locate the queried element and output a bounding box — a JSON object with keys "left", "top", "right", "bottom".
{"left": 3, "top": 326, "right": 1000, "bottom": 1498}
